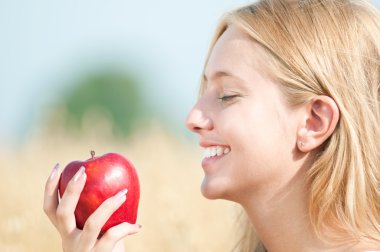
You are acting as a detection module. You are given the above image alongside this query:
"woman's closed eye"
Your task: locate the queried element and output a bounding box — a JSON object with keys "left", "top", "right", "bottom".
{"left": 218, "top": 94, "right": 240, "bottom": 102}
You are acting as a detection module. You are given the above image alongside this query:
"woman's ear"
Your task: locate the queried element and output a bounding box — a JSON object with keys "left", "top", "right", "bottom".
{"left": 297, "top": 95, "right": 340, "bottom": 152}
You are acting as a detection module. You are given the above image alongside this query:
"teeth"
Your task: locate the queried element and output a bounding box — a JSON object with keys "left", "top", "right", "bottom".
{"left": 203, "top": 146, "right": 231, "bottom": 158}
{"left": 211, "top": 148, "right": 216, "bottom": 157}
{"left": 216, "top": 147, "right": 223, "bottom": 156}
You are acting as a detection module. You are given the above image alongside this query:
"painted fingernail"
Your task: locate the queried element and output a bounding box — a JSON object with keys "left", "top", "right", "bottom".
{"left": 115, "top": 189, "right": 128, "bottom": 199}
{"left": 49, "top": 163, "right": 60, "bottom": 180}
{"left": 126, "top": 223, "right": 142, "bottom": 235}
{"left": 73, "top": 166, "right": 85, "bottom": 182}
{"left": 114, "top": 189, "right": 128, "bottom": 204}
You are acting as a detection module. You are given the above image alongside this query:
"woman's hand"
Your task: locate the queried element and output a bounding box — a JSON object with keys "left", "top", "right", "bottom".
{"left": 43, "top": 164, "right": 141, "bottom": 252}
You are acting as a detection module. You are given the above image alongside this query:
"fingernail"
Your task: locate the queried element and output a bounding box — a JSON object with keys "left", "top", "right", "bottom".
{"left": 126, "top": 223, "right": 142, "bottom": 235}
{"left": 49, "top": 163, "right": 60, "bottom": 180}
{"left": 73, "top": 166, "right": 85, "bottom": 182}
{"left": 115, "top": 188, "right": 128, "bottom": 199}
{"left": 114, "top": 189, "right": 128, "bottom": 204}
{"left": 134, "top": 224, "right": 142, "bottom": 229}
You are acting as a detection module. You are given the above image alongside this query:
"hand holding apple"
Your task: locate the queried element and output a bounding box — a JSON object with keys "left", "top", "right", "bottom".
{"left": 58, "top": 151, "right": 140, "bottom": 235}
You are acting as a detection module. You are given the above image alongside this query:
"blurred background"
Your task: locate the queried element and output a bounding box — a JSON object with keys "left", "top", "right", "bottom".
{"left": 0, "top": 0, "right": 252, "bottom": 251}
{"left": 2, "top": 0, "right": 380, "bottom": 251}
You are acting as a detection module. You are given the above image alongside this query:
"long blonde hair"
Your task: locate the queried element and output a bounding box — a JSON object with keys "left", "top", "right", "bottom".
{"left": 202, "top": 0, "right": 380, "bottom": 250}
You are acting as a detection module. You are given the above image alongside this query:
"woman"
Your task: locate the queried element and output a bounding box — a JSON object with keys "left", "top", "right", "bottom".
{"left": 44, "top": 0, "right": 380, "bottom": 251}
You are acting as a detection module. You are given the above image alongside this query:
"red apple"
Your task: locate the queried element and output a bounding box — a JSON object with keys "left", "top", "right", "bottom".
{"left": 58, "top": 151, "right": 140, "bottom": 235}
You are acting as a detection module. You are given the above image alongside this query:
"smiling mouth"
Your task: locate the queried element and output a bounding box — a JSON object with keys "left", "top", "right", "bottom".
{"left": 203, "top": 146, "right": 231, "bottom": 159}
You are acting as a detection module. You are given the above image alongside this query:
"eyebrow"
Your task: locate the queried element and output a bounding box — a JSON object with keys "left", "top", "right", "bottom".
{"left": 202, "top": 71, "right": 249, "bottom": 90}
{"left": 203, "top": 71, "right": 241, "bottom": 82}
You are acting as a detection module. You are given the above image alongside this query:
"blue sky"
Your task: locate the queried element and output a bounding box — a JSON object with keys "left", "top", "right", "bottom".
{"left": 1, "top": 0, "right": 379, "bottom": 146}
{"left": 0, "top": 0, "right": 252, "bottom": 146}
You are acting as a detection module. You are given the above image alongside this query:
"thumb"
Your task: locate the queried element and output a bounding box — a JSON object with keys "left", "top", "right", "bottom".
{"left": 94, "top": 223, "right": 142, "bottom": 251}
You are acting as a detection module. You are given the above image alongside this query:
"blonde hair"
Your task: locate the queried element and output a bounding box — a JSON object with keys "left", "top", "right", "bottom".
{"left": 202, "top": 0, "right": 380, "bottom": 250}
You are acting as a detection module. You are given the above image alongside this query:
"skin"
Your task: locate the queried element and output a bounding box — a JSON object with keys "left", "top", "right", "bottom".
{"left": 186, "top": 26, "right": 378, "bottom": 251}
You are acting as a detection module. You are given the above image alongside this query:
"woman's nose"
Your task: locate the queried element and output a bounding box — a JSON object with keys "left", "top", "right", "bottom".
{"left": 186, "top": 106, "right": 213, "bottom": 133}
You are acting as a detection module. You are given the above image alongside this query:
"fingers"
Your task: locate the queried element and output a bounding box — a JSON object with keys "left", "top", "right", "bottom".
{"left": 43, "top": 163, "right": 61, "bottom": 227}
{"left": 94, "top": 222, "right": 142, "bottom": 252}
{"left": 78, "top": 189, "right": 129, "bottom": 249}
{"left": 56, "top": 166, "right": 86, "bottom": 236}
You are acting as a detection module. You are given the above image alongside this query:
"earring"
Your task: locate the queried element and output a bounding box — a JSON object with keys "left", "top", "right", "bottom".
{"left": 299, "top": 141, "right": 305, "bottom": 148}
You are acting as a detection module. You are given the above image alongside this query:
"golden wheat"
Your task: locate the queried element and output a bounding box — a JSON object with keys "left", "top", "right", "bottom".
{"left": 0, "top": 124, "right": 240, "bottom": 252}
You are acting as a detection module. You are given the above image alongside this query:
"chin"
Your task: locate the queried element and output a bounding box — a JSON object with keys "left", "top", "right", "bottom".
{"left": 200, "top": 176, "right": 232, "bottom": 200}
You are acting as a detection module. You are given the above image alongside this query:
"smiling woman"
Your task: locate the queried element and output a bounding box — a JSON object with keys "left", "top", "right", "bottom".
{"left": 187, "top": 0, "right": 380, "bottom": 251}
{"left": 43, "top": 0, "right": 380, "bottom": 251}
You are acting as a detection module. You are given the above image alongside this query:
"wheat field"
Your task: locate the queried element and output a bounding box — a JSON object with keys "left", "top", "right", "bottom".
{"left": 0, "top": 123, "right": 242, "bottom": 252}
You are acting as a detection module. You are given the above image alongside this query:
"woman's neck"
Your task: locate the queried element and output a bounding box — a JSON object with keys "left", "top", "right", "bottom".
{"left": 239, "top": 164, "right": 378, "bottom": 252}
{"left": 241, "top": 165, "right": 320, "bottom": 252}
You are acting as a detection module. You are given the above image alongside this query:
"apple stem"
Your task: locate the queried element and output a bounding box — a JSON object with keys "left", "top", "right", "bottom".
{"left": 91, "top": 150, "right": 95, "bottom": 159}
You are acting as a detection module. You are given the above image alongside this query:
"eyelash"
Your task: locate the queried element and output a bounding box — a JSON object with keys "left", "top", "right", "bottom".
{"left": 218, "top": 95, "right": 239, "bottom": 102}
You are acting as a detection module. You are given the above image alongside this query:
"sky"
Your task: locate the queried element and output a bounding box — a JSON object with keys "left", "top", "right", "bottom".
{"left": 0, "top": 0, "right": 252, "bottom": 145}
{"left": 1, "top": 0, "right": 379, "bottom": 146}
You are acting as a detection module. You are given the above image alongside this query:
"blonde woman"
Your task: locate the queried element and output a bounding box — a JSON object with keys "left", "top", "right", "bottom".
{"left": 44, "top": 0, "right": 380, "bottom": 251}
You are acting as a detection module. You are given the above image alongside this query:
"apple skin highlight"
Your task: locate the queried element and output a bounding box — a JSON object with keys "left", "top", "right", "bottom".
{"left": 58, "top": 152, "right": 140, "bottom": 235}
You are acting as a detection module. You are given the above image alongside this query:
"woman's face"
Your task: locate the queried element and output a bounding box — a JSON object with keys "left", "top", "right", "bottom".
{"left": 186, "top": 26, "right": 302, "bottom": 202}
